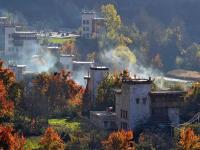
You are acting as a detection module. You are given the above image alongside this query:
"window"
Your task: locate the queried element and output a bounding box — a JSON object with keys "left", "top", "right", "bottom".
{"left": 136, "top": 98, "right": 140, "bottom": 104}
{"left": 143, "top": 97, "right": 147, "bottom": 104}
{"left": 120, "top": 109, "right": 128, "bottom": 119}
{"left": 83, "top": 20, "right": 86, "bottom": 24}
{"left": 104, "top": 121, "right": 108, "bottom": 128}
{"left": 121, "top": 122, "right": 128, "bottom": 129}
{"left": 86, "top": 27, "right": 89, "bottom": 31}
{"left": 87, "top": 20, "right": 90, "bottom": 24}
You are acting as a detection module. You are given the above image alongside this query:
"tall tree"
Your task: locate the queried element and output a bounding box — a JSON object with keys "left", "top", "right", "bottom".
{"left": 0, "top": 124, "right": 26, "bottom": 150}
{"left": 39, "top": 127, "right": 64, "bottom": 150}
{"left": 178, "top": 128, "right": 200, "bottom": 150}
{"left": 0, "top": 80, "right": 14, "bottom": 119}
{"left": 101, "top": 4, "right": 121, "bottom": 40}
{"left": 102, "top": 130, "right": 135, "bottom": 150}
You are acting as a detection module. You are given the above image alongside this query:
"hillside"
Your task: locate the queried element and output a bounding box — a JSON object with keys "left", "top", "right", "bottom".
{"left": 0, "top": 0, "right": 200, "bottom": 40}
{"left": 1, "top": 0, "right": 200, "bottom": 71}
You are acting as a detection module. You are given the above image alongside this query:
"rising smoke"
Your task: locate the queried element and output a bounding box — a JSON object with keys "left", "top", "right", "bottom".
{"left": 100, "top": 45, "right": 163, "bottom": 79}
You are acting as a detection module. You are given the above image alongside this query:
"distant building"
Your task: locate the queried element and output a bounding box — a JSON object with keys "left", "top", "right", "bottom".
{"left": 84, "top": 66, "right": 109, "bottom": 110}
{"left": 9, "top": 64, "right": 26, "bottom": 81}
{"left": 90, "top": 110, "right": 117, "bottom": 130}
{"left": 0, "top": 17, "right": 38, "bottom": 58}
{"left": 59, "top": 54, "right": 74, "bottom": 72}
{"left": 87, "top": 73, "right": 186, "bottom": 130}
{"left": 81, "top": 10, "right": 105, "bottom": 39}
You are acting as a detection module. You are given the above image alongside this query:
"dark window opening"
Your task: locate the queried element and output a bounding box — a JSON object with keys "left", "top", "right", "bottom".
{"left": 143, "top": 98, "right": 147, "bottom": 104}
{"left": 136, "top": 98, "right": 140, "bottom": 104}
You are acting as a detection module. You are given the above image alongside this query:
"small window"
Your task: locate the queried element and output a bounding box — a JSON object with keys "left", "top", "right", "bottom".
{"left": 136, "top": 98, "right": 140, "bottom": 104}
{"left": 83, "top": 20, "right": 86, "bottom": 24}
{"left": 120, "top": 109, "right": 128, "bottom": 119}
{"left": 104, "top": 121, "right": 108, "bottom": 128}
{"left": 87, "top": 20, "right": 90, "bottom": 24}
{"left": 121, "top": 122, "right": 128, "bottom": 129}
{"left": 143, "top": 97, "right": 147, "bottom": 104}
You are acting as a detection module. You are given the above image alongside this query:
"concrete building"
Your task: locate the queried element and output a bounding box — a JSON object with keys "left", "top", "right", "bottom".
{"left": 84, "top": 66, "right": 109, "bottom": 107}
{"left": 115, "top": 79, "right": 185, "bottom": 130}
{"left": 9, "top": 64, "right": 26, "bottom": 81}
{"left": 10, "top": 31, "right": 38, "bottom": 57}
{"left": 90, "top": 110, "right": 117, "bottom": 130}
{"left": 59, "top": 54, "right": 74, "bottom": 72}
{"left": 88, "top": 75, "right": 186, "bottom": 130}
{"left": 81, "top": 10, "right": 105, "bottom": 39}
{"left": 150, "top": 91, "right": 184, "bottom": 125}
{"left": 0, "top": 16, "right": 38, "bottom": 58}
{"left": 115, "top": 79, "right": 152, "bottom": 129}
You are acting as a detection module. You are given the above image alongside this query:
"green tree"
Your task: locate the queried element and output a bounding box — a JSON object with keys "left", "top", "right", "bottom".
{"left": 101, "top": 4, "right": 121, "bottom": 40}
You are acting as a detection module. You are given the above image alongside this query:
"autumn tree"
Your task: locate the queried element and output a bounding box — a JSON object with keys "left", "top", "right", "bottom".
{"left": 39, "top": 127, "right": 64, "bottom": 150}
{"left": 0, "top": 80, "right": 14, "bottom": 120}
{"left": 101, "top": 4, "right": 121, "bottom": 40}
{"left": 96, "top": 70, "right": 132, "bottom": 110}
{"left": 102, "top": 130, "right": 135, "bottom": 150}
{"left": 0, "top": 124, "right": 26, "bottom": 150}
{"left": 60, "top": 39, "right": 76, "bottom": 54}
{"left": 178, "top": 128, "right": 200, "bottom": 150}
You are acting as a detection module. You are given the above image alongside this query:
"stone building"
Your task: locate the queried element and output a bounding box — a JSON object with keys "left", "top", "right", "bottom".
{"left": 9, "top": 64, "right": 26, "bottom": 81}
{"left": 115, "top": 79, "right": 185, "bottom": 130}
{"left": 150, "top": 91, "right": 184, "bottom": 125}
{"left": 85, "top": 66, "right": 109, "bottom": 103}
{"left": 0, "top": 16, "right": 38, "bottom": 58}
{"left": 81, "top": 10, "right": 105, "bottom": 39}
{"left": 89, "top": 75, "right": 186, "bottom": 130}
{"left": 90, "top": 110, "right": 117, "bottom": 130}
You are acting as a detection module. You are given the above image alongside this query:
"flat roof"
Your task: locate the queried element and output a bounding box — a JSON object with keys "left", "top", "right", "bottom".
{"left": 150, "top": 90, "right": 186, "bottom": 96}
{"left": 60, "top": 54, "right": 74, "bottom": 57}
{"left": 14, "top": 31, "right": 37, "bottom": 34}
{"left": 48, "top": 46, "right": 59, "bottom": 49}
{"left": 93, "top": 17, "right": 105, "bottom": 20}
{"left": 73, "top": 61, "right": 94, "bottom": 64}
{"left": 122, "top": 79, "right": 152, "bottom": 84}
{"left": 90, "top": 66, "right": 109, "bottom": 70}
{"left": 84, "top": 76, "right": 90, "bottom": 79}
{"left": 90, "top": 111, "right": 116, "bottom": 117}
{"left": 17, "top": 65, "right": 26, "bottom": 68}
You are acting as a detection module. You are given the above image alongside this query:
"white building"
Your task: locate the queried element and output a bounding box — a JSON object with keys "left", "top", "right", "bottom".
{"left": 59, "top": 54, "right": 74, "bottom": 72}
{"left": 81, "top": 10, "right": 105, "bottom": 39}
{"left": 9, "top": 64, "right": 26, "bottom": 81}
{"left": 0, "top": 17, "right": 38, "bottom": 58}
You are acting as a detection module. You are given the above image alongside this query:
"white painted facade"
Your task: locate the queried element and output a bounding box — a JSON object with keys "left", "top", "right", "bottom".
{"left": 59, "top": 54, "right": 74, "bottom": 72}
{"left": 116, "top": 81, "right": 152, "bottom": 129}
{"left": 4, "top": 26, "right": 16, "bottom": 55}
{"left": 9, "top": 65, "right": 26, "bottom": 81}
{"left": 81, "top": 11, "right": 96, "bottom": 38}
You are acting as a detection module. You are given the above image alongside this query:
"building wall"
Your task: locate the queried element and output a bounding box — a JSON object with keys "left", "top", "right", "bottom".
{"left": 9, "top": 65, "right": 26, "bottom": 81}
{"left": 0, "top": 25, "right": 5, "bottom": 52}
{"left": 129, "top": 84, "right": 151, "bottom": 129}
{"left": 4, "top": 26, "right": 15, "bottom": 55}
{"left": 81, "top": 12, "right": 96, "bottom": 38}
{"left": 88, "top": 68, "right": 109, "bottom": 105}
{"left": 116, "top": 83, "right": 151, "bottom": 130}
{"left": 16, "top": 39, "right": 38, "bottom": 57}
{"left": 90, "top": 111, "right": 116, "bottom": 130}
{"left": 168, "top": 108, "right": 180, "bottom": 125}
{"left": 116, "top": 84, "right": 131, "bottom": 129}
{"left": 59, "top": 55, "right": 73, "bottom": 72}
